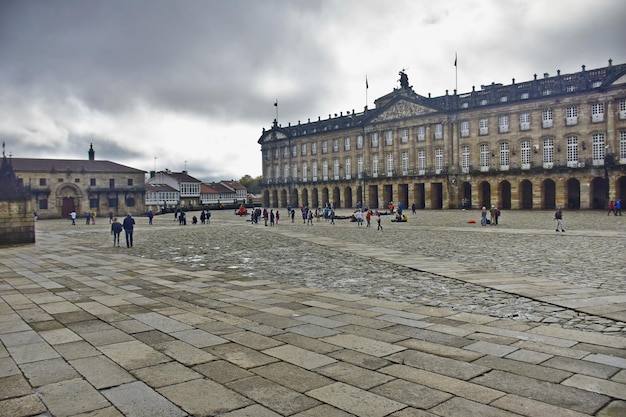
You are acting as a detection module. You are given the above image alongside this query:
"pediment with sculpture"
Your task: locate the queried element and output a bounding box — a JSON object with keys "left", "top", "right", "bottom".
{"left": 370, "top": 99, "right": 438, "bottom": 123}
{"left": 260, "top": 129, "right": 289, "bottom": 143}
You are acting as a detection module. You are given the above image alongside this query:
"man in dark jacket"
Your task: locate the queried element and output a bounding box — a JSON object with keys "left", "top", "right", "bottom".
{"left": 122, "top": 214, "right": 135, "bottom": 247}
{"left": 111, "top": 217, "right": 123, "bottom": 247}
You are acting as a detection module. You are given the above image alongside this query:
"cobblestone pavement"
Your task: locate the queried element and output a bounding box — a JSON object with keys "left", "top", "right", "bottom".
{"left": 1, "top": 209, "right": 625, "bottom": 416}
{"left": 69, "top": 209, "right": 626, "bottom": 335}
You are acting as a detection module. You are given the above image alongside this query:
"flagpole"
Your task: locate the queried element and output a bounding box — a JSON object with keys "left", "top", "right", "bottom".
{"left": 454, "top": 52, "right": 458, "bottom": 94}
{"left": 274, "top": 99, "right": 278, "bottom": 123}
{"left": 365, "top": 75, "right": 369, "bottom": 110}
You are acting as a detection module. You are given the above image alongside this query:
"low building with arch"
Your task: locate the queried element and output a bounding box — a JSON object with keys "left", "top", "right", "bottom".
{"left": 258, "top": 61, "right": 626, "bottom": 210}
{"left": 11, "top": 144, "right": 146, "bottom": 219}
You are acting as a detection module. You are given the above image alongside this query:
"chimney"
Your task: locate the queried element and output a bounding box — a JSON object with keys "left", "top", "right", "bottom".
{"left": 88, "top": 143, "right": 95, "bottom": 161}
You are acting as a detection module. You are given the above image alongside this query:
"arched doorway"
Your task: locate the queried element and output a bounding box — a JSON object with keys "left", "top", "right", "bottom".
{"left": 499, "top": 180, "right": 512, "bottom": 209}
{"left": 291, "top": 188, "right": 299, "bottom": 208}
{"left": 263, "top": 190, "right": 271, "bottom": 208}
{"left": 566, "top": 178, "right": 581, "bottom": 209}
{"left": 312, "top": 188, "right": 319, "bottom": 208}
{"left": 542, "top": 179, "right": 556, "bottom": 209}
{"left": 57, "top": 184, "right": 81, "bottom": 218}
{"left": 519, "top": 179, "right": 533, "bottom": 209}
{"left": 461, "top": 182, "right": 472, "bottom": 209}
{"left": 590, "top": 177, "right": 606, "bottom": 209}
{"left": 332, "top": 187, "right": 341, "bottom": 208}
{"left": 280, "top": 189, "right": 288, "bottom": 207}
{"left": 479, "top": 181, "right": 491, "bottom": 208}
{"left": 344, "top": 186, "right": 353, "bottom": 208}
{"left": 322, "top": 188, "right": 330, "bottom": 207}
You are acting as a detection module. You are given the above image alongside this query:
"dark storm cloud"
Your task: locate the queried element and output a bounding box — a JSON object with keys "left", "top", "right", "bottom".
{"left": 1, "top": 0, "right": 625, "bottom": 181}
{"left": 0, "top": 0, "right": 332, "bottom": 122}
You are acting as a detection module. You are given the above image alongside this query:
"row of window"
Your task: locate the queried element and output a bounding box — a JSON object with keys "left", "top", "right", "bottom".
{"left": 266, "top": 100, "right": 626, "bottom": 160}
{"left": 461, "top": 80, "right": 604, "bottom": 108}
{"left": 267, "top": 132, "right": 626, "bottom": 181}
{"left": 36, "top": 178, "right": 134, "bottom": 187}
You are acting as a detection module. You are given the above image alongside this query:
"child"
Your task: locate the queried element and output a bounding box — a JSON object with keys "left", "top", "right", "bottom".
{"left": 111, "top": 217, "right": 123, "bottom": 247}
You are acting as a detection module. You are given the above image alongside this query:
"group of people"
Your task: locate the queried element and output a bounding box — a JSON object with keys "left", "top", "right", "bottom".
{"left": 110, "top": 214, "right": 135, "bottom": 247}
{"left": 352, "top": 208, "right": 384, "bottom": 230}
{"left": 250, "top": 207, "right": 280, "bottom": 226}
{"left": 607, "top": 199, "right": 623, "bottom": 216}
{"left": 480, "top": 205, "right": 501, "bottom": 226}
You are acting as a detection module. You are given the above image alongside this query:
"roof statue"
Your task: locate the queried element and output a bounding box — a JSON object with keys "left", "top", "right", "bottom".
{"left": 398, "top": 69, "right": 410, "bottom": 89}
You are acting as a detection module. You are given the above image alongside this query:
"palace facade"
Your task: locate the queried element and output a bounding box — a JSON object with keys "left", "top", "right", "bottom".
{"left": 258, "top": 60, "right": 626, "bottom": 210}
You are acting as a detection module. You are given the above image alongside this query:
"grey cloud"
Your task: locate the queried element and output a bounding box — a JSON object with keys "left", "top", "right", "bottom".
{"left": 0, "top": 0, "right": 333, "bottom": 122}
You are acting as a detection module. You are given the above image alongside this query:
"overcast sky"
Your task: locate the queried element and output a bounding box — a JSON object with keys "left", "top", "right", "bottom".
{"left": 1, "top": 0, "right": 625, "bottom": 182}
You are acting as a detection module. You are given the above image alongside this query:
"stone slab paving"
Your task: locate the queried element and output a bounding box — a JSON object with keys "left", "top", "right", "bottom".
{"left": 0, "top": 210, "right": 625, "bottom": 416}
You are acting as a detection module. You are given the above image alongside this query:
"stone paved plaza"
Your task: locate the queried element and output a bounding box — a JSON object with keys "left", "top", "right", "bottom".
{"left": 1, "top": 208, "right": 625, "bottom": 416}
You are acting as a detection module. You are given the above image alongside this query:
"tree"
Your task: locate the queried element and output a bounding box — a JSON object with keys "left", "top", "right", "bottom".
{"left": 239, "top": 175, "right": 262, "bottom": 194}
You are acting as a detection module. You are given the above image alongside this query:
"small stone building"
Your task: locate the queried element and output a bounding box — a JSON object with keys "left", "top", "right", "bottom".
{"left": 11, "top": 144, "right": 146, "bottom": 219}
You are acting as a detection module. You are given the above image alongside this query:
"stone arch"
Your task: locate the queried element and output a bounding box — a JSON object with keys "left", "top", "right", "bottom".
{"left": 478, "top": 181, "right": 491, "bottom": 208}
{"left": 499, "top": 180, "right": 512, "bottom": 209}
{"left": 261, "top": 190, "right": 268, "bottom": 207}
{"left": 312, "top": 188, "right": 319, "bottom": 208}
{"left": 56, "top": 183, "right": 82, "bottom": 218}
{"left": 332, "top": 187, "right": 341, "bottom": 208}
{"left": 590, "top": 176, "right": 607, "bottom": 209}
{"left": 322, "top": 187, "right": 330, "bottom": 207}
{"left": 290, "top": 188, "right": 299, "bottom": 208}
{"left": 519, "top": 179, "right": 533, "bottom": 209}
{"left": 565, "top": 178, "right": 581, "bottom": 209}
{"left": 344, "top": 186, "right": 353, "bottom": 208}
{"left": 542, "top": 178, "right": 556, "bottom": 209}
{"left": 461, "top": 181, "right": 472, "bottom": 209}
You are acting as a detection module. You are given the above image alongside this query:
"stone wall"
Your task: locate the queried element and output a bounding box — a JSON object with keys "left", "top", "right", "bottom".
{"left": 0, "top": 199, "right": 35, "bottom": 245}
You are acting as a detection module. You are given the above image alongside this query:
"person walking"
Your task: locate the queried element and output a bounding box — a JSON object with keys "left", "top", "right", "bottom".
{"left": 554, "top": 207, "right": 565, "bottom": 232}
{"left": 270, "top": 210, "right": 275, "bottom": 226}
{"left": 480, "top": 206, "right": 487, "bottom": 226}
{"left": 123, "top": 213, "right": 135, "bottom": 247}
{"left": 376, "top": 211, "right": 383, "bottom": 230}
{"left": 70, "top": 210, "right": 76, "bottom": 225}
{"left": 275, "top": 210, "right": 279, "bottom": 224}
{"left": 355, "top": 210, "right": 363, "bottom": 226}
{"left": 147, "top": 210, "right": 154, "bottom": 225}
{"left": 330, "top": 209, "right": 335, "bottom": 225}
{"left": 607, "top": 200, "right": 615, "bottom": 216}
{"left": 365, "top": 210, "right": 371, "bottom": 227}
{"left": 489, "top": 205, "right": 496, "bottom": 226}
{"left": 615, "top": 199, "right": 622, "bottom": 216}
{"left": 111, "top": 217, "right": 123, "bottom": 247}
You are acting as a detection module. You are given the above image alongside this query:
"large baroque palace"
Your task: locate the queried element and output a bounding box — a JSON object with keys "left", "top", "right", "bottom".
{"left": 258, "top": 60, "right": 626, "bottom": 210}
